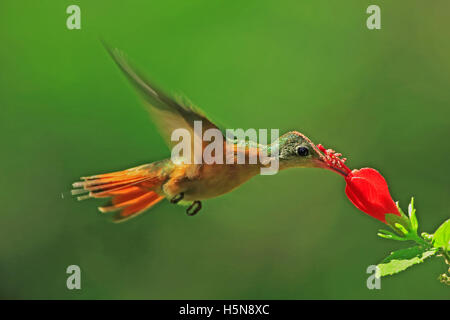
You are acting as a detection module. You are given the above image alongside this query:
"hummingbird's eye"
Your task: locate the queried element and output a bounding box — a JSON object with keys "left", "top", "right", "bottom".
{"left": 296, "top": 146, "right": 309, "bottom": 157}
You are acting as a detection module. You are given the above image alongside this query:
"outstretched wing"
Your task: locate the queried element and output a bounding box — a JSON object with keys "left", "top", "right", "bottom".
{"left": 104, "top": 43, "right": 224, "bottom": 154}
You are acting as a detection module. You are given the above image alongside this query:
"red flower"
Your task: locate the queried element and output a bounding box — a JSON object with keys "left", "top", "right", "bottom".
{"left": 317, "top": 144, "right": 400, "bottom": 223}
{"left": 345, "top": 168, "right": 400, "bottom": 223}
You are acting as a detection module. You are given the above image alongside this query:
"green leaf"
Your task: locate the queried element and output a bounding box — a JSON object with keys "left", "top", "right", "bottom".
{"left": 408, "top": 197, "right": 418, "bottom": 232}
{"left": 376, "top": 246, "right": 437, "bottom": 277}
{"left": 433, "top": 219, "right": 450, "bottom": 251}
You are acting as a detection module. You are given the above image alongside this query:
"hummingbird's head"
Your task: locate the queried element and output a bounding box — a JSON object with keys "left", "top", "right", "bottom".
{"left": 275, "top": 131, "right": 350, "bottom": 177}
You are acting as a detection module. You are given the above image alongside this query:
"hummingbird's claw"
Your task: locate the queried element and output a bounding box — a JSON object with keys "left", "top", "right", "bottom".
{"left": 186, "top": 201, "right": 202, "bottom": 216}
{"left": 170, "top": 193, "right": 184, "bottom": 204}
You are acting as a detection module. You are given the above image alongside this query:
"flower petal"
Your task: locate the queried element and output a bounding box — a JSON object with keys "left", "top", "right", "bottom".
{"left": 345, "top": 168, "right": 399, "bottom": 223}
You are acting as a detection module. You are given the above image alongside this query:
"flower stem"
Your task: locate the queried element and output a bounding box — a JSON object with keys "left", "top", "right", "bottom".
{"left": 410, "top": 233, "right": 431, "bottom": 248}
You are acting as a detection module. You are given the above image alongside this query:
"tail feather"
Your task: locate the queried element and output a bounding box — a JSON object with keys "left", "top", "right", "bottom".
{"left": 72, "top": 164, "right": 167, "bottom": 222}
{"left": 99, "top": 189, "right": 149, "bottom": 212}
{"left": 76, "top": 178, "right": 144, "bottom": 194}
{"left": 114, "top": 192, "right": 164, "bottom": 223}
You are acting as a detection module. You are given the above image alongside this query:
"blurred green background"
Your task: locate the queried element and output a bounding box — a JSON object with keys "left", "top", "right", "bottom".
{"left": 1, "top": 0, "right": 449, "bottom": 299}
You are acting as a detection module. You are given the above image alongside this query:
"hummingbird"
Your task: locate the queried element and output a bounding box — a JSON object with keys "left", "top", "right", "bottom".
{"left": 71, "top": 46, "right": 348, "bottom": 222}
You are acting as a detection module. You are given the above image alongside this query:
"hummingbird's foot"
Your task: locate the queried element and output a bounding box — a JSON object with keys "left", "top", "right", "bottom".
{"left": 170, "top": 193, "right": 184, "bottom": 204}
{"left": 186, "top": 201, "right": 202, "bottom": 216}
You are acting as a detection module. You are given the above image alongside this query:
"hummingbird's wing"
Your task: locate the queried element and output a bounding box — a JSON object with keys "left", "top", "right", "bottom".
{"left": 104, "top": 44, "right": 224, "bottom": 153}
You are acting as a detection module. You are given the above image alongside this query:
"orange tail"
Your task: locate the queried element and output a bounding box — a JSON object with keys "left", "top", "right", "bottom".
{"left": 72, "top": 163, "right": 167, "bottom": 222}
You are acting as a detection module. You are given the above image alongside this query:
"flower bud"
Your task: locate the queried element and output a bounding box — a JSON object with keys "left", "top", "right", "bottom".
{"left": 345, "top": 168, "right": 400, "bottom": 223}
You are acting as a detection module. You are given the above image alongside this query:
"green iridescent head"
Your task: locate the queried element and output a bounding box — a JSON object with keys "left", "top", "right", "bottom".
{"left": 272, "top": 131, "right": 348, "bottom": 176}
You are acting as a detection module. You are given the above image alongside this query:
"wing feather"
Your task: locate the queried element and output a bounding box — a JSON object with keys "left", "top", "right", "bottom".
{"left": 103, "top": 43, "right": 223, "bottom": 153}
